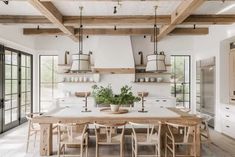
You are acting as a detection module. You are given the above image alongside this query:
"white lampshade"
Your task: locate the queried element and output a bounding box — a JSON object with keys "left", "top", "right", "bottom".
{"left": 146, "top": 53, "right": 166, "bottom": 72}
{"left": 71, "top": 54, "right": 90, "bottom": 72}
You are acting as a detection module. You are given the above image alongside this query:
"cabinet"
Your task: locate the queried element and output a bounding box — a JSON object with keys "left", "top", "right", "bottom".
{"left": 221, "top": 104, "right": 235, "bottom": 139}
{"left": 229, "top": 50, "right": 235, "bottom": 104}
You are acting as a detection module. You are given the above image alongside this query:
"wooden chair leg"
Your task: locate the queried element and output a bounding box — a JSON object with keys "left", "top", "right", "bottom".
{"left": 26, "top": 127, "right": 31, "bottom": 153}
{"left": 96, "top": 144, "right": 99, "bottom": 157}
{"left": 165, "top": 135, "right": 167, "bottom": 157}
{"left": 34, "top": 132, "right": 37, "bottom": 148}
{"left": 85, "top": 137, "right": 88, "bottom": 157}
{"left": 80, "top": 143, "right": 83, "bottom": 157}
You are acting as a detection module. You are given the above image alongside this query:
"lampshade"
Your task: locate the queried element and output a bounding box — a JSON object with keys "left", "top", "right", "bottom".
{"left": 70, "top": 54, "right": 90, "bottom": 72}
{"left": 146, "top": 52, "right": 166, "bottom": 72}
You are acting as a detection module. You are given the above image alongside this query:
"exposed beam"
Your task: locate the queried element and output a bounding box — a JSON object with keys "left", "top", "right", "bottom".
{"left": 157, "top": 0, "right": 205, "bottom": 40}
{"left": 39, "top": 0, "right": 232, "bottom": 1}
{"left": 23, "top": 27, "right": 209, "bottom": 36}
{"left": 63, "top": 15, "right": 170, "bottom": 26}
{"left": 151, "top": 27, "right": 209, "bottom": 41}
{"left": 28, "top": 0, "right": 78, "bottom": 42}
{"left": 23, "top": 28, "right": 154, "bottom": 35}
{"left": 1, "top": 15, "right": 234, "bottom": 26}
{"left": 184, "top": 15, "right": 235, "bottom": 25}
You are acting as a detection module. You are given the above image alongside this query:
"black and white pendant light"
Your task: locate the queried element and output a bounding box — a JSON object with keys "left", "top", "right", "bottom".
{"left": 71, "top": 6, "right": 90, "bottom": 72}
{"left": 146, "top": 6, "right": 167, "bottom": 72}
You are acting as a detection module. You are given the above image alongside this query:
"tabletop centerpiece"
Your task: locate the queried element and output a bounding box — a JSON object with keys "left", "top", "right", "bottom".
{"left": 92, "top": 85, "right": 140, "bottom": 112}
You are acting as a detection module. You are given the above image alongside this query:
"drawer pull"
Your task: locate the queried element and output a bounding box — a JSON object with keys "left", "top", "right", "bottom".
{"left": 226, "top": 115, "right": 230, "bottom": 118}
{"left": 226, "top": 126, "right": 230, "bottom": 128}
{"left": 163, "top": 100, "right": 167, "bottom": 102}
{"left": 156, "top": 100, "right": 160, "bottom": 102}
{"left": 231, "top": 98, "right": 235, "bottom": 101}
{"left": 225, "top": 107, "right": 230, "bottom": 110}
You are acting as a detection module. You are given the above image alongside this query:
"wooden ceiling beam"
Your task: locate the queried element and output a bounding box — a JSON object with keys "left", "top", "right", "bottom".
{"left": 184, "top": 14, "right": 235, "bottom": 25}
{"left": 1, "top": 15, "right": 234, "bottom": 25}
{"left": 63, "top": 15, "right": 170, "bottom": 26}
{"left": 23, "top": 27, "right": 209, "bottom": 36}
{"left": 28, "top": 0, "right": 78, "bottom": 42}
{"left": 157, "top": 0, "right": 205, "bottom": 40}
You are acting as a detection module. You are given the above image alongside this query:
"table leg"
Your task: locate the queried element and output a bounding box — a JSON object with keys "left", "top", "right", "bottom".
{"left": 191, "top": 124, "right": 201, "bottom": 157}
{"left": 40, "top": 123, "right": 53, "bottom": 156}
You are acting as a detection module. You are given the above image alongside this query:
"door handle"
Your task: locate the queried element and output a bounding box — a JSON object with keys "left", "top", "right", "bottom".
{"left": 0, "top": 98, "right": 4, "bottom": 109}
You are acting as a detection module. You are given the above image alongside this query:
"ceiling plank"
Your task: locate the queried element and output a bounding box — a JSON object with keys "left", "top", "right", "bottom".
{"left": 23, "top": 27, "right": 209, "bottom": 36}
{"left": 157, "top": 0, "right": 205, "bottom": 40}
{"left": 28, "top": 0, "right": 78, "bottom": 41}
{"left": 1, "top": 15, "right": 234, "bottom": 26}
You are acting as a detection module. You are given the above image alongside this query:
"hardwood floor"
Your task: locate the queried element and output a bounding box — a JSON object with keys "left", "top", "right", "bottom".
{"left": 0, "top": 123, "right": 235, "bottom": 157}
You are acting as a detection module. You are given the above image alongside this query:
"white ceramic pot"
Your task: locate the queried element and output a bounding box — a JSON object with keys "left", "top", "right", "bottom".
{"left": 110, "top": 104, "right": 120, "bottom": 112}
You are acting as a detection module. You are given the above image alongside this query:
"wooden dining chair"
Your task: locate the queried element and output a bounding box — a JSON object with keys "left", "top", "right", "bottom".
{"left": 165, "top": 122, "right": 197, "bottom": 157}
{"left": 57, "top": 122, "right": 88, "bottom": 157}
{"left": 197, "top": 113, "right": 212, "bottom": 145}
{"left": 94, "top": 122, "right": 126, "bottom": 157}
{"left": 129, "top": 121, "right": 162, "bottom": 157}
{"left": 25, "top": 112, "right": 43, "bottom": 153}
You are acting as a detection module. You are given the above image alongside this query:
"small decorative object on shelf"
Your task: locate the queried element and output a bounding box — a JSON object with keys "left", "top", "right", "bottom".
{"left": 64, "top": 51, "right": 70, "bottom": 65}
{"left": 137, "top": 92, "right": 149, "bottom": 113}
{"left": 75, "top": 92, "right": 91, "bottom": 112}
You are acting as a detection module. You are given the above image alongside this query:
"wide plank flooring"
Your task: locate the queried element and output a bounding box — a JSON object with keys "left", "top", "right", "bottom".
{"left": 0, "top": 123, "right": 235, "bottom": 157}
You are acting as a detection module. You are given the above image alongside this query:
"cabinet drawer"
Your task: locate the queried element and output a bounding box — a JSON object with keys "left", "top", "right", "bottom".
{"left": 221, "top": 111, "right": 235, "bottom": 123}
{"left": 221, "top": 105, "right": 235, "bottom": 113}
{"left": 222, "top": 120, "right": 235, "bottom": 138}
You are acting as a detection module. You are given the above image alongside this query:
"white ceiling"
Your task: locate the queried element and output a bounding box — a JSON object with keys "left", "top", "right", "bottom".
{"left": 195, "top": 1, "right": 235, "bottom": 14}
{"left": 0, "top": 1, "right": 42, "bottom": 15}
{"left": 0, "top": 1, "right": 235, "bottom": 16}
{"left": 52, "top": 1, "right": 182, "bottom": 16}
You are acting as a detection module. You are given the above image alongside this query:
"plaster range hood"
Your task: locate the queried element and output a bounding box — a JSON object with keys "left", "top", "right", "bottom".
{"left": 93, "top": 36, "right": 135, "bottom": 74}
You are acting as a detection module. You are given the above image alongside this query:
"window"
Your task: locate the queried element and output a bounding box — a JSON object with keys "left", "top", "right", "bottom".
{"left": 39, "top": 55, "right": 59, "bottom": 112}
{"left": 0, "top": 46, "right": 33, "bottom": 133}
{"left": 171, "top": 55, "right": 191, "bottom": 108}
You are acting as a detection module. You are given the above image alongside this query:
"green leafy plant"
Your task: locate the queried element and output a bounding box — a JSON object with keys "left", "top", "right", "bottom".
{"left": 119, "top": 85, "right": 141, "bottom": 105}
{"left": 92, "top": 85, "right": 140, "bottom": 106}
{"left": 92, "top": 85, "right": 113, "bottom": 105}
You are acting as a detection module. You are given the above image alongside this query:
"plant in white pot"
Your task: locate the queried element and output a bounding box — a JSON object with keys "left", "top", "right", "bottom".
{"left": 119, "top": 85, "right": 141, "bottom": 107}
{"left": 92, "top": 85, "right": 113, "bottom": 107}
{"left": 109, "top": 86, "right": 141, "bottom": 112}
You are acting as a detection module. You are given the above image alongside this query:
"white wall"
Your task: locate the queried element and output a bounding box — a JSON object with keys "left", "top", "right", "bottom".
{"left": 1, "top": 24, "right": 235, "bottom": 133}
{"left": 0, "top": 25, "right": 39, "bottom": 112}
{"left": 34, "top": 35, "right": 196, "bottom": 99}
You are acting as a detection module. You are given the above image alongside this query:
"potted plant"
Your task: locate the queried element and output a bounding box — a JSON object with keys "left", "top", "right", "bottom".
{"left": 109, "top": 95, "right": 121, "bottom": 112}
{"left": 92, "top": 85, "right": 113, "bottom": 106}
{"left": 119, "top": 85, "right": 141, "bottom": 107}
{"left": 92, "top": 85, "right": 140, "bottom": 112}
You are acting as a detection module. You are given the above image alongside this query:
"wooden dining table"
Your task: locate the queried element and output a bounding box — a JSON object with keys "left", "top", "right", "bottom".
{"left": 32, "top": 104, "right": 202, "bottom": 156}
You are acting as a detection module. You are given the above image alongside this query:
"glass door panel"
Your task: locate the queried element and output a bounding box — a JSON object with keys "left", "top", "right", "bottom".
{"left": 0, "top": 46, "right": 33, "bottom": 133}
{"left": 3, "top": 49, "right": 19, "bottom": 131}
{"left": 171, "top": 56, "right": 191, "bottom": 108}
{"left": 20, "top": 54, "right": 32, "bottom": 123}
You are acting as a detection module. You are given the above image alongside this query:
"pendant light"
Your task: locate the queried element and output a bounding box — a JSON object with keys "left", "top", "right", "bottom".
{"left": 71, "top": 6, "right": 90, "bottom": 72}
{"left": 146, "top": 6, "right": 166, "bottom": 72}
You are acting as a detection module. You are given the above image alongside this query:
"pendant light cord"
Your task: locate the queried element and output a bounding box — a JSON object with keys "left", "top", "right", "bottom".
{"left": 154, "top": 6, "right": 158, "bottom": 54}
{"left": 79, "top": 6, "right": 83, "bottom": 54}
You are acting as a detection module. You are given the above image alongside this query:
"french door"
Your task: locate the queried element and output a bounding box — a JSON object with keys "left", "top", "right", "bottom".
{"left": 0, "top": 46, "right": 33, "bottom": 133}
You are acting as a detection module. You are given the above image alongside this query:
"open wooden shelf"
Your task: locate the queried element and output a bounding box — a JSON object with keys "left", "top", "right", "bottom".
{"left": 135, "top": 64, "right": 171, "bottom": 68}
{"left": 58, "top": 81, "right": 96, "bottom": 84}
{"left": 135, "top": 72, "right": 171, "bottom": 75}
{"left": 132, "top": 81, "right": 171, "bottom": 84}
